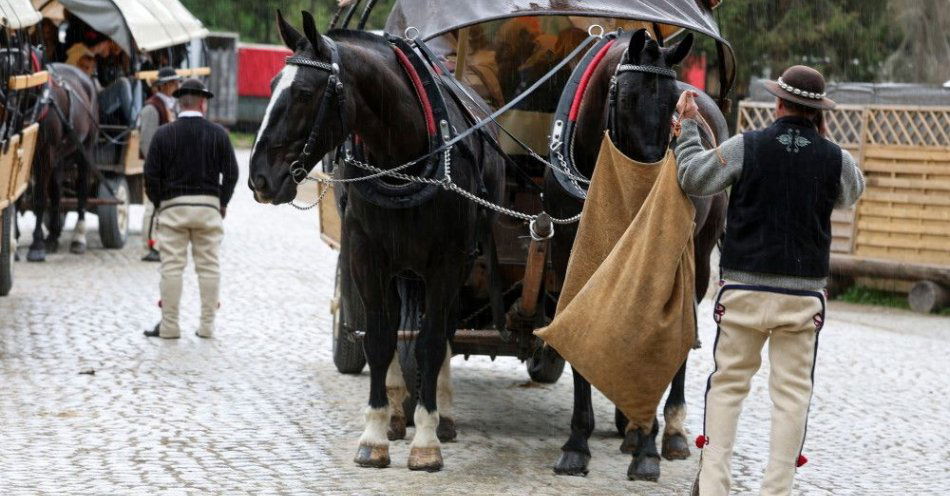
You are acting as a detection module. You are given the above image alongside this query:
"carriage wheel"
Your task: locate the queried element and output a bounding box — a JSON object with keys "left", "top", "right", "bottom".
{"left": 332, "top": 261, "right": 366, "bottom": 374}
{"left": 615, "top": 406, "right": 629, "bottom": 437}
{"left": 97, "top": 175, "right": 130, "bottom": 249}
{"left": 526, "top": 344, "right": 566, "bottom": 383}
{"left": 1, "top": 205, "right": 15, "bottom": 296}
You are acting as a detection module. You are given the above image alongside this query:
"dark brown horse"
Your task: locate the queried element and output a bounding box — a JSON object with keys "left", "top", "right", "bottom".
{"left": 544, "top": 30, "right": 728, "bottom": 481}
{"left": 248, "top": 12, "right": 505, "bottom": 472}
{"left": 26, "top": 63, "right": 98, "bottom": 261}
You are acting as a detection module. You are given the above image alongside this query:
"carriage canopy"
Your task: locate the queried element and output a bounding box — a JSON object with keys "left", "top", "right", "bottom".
{"left": 1, "top": 0, "right": 41, "bottom": 28}
{"left": 34, "top": 0, "right": 209, "bottom": 54}
{"left": 386, "top": 0, "right": 735, "bottom": 95}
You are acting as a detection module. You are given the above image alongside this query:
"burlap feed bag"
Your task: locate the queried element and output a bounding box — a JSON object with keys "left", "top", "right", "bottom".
{"left": 536, "top": 132, "right": 696, "bottom": 431}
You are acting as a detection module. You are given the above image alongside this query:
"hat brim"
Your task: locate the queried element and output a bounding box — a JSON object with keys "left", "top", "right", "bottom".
{"left": 172, "top": 87, "right": 214, "bottom": 99}
{"left": 764, "top": 80, "right": 836, "bottom": 110}
{"left": 154, "top": 76, "right": 182, "bottom": 86}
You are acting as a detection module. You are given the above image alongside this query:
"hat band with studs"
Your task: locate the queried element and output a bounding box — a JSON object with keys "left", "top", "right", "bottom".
{"left": 777, "top": 77, "right": 825, "bottom": 100}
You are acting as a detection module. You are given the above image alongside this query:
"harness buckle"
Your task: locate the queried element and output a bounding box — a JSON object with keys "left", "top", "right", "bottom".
{"left": 439, "top": 120, "right": 451, "bottom": 141}
{"left": 290, "top": 161, "right": 308, "bottom": 184}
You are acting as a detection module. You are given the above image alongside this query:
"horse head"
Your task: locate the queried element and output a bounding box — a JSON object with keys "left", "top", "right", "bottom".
{"left": 249, "top": 11, "right": 349, "bottom": 205}
{"left": 610, "top": 29, "right": 693, "bottom": 162}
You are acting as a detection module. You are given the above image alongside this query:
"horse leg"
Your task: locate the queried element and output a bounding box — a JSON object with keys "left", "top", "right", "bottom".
{"left": 27, "top": 150, "right": 49, "bottom": 262}
{"left": 70, "top": 154, "right": 89, "bottom": 254}
{"left": 406, "top": 277, "right": 458, "bottom": 472}
{"left": 436, "top": 342, "right": 456, "bottom": 442}
{"left": 553, "top": 367, "right": 594, "bottom": 476}
{"left": 45, "top": 166, "right": 63, "bottom": 254}
{"left": 626, "top": 417, "right": 661, "bottom": 481}
{"left": 386, "top": 353, "right": 408, "bottom": 441}
{"left": 352, "top": 255, "right": 400, "bottom": 469}
{"left": 662, "top": 361, "right": 691, "bottom": 460}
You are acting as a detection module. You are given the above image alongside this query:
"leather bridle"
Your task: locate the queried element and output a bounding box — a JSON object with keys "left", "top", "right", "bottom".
{"left": 285, "top": 36, "right": 347, "bottom": 184}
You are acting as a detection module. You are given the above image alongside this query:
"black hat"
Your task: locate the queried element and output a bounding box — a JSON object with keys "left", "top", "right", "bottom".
{"left": 764, "top": 65, "right": 835, "bottom": 110}
{"left": 154, "top": 67, "right": 181, "bottom": 86}
{"left": 173, "top": 78, "right": 214, "bottom": 99}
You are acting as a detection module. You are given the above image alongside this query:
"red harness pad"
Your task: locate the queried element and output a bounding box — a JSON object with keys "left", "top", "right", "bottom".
{"left": 391, "top": 45, "right": 437, "bottom": 137}
{"left": 568, "top": 39, "right": 616, "bottom": 122}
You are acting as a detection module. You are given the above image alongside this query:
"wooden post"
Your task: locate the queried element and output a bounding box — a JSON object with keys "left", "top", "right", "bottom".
{"left": 908, "top": 280, "right": 950, "bottom": 314}
{"left": 519, "top": 214, "right": 552, "bottom": 318}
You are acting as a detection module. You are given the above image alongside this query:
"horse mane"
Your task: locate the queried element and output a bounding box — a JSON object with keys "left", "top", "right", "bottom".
{"left": 327, "top": 29, "right": 392, "bottom": 55}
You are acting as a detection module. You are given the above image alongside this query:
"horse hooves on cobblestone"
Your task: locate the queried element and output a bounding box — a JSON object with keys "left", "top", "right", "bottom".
{"left": 627, "top": 454, "right": 660, "bottom": 482}
{"left": 69, "top": 241, "right": 86, "bottom": 255}
{"left": 552, "top": 450, "right": 590, "bottom": 476}
{"left": 437, "top": 416, "right": 456, "bottom": 442}
{"left": 388, "top": 416, "right": 407, "bottom": 441}
{"left": 26, "top": 248, "right": 46, "bottom": 262}
{"left": 353, "top": 444, "right": 390, "bottom": 468}
{"left": 407, "top": 447, "right": 443, "bottom": 472}
{"left": 661, "top": 432, "right": 691, "bottom": 460}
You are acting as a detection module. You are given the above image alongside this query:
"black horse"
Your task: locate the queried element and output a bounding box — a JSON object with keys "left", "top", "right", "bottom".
{"left": 248, "top": 12, "right": 504, "bottom": 472}
{"left": 543, "top": 30, "right": 729, "bottom": 481}
{"left": 26, "top": 63, "right": 98, "bottom": 261}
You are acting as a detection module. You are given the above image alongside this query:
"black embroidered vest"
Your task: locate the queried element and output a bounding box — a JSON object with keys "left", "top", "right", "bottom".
{"left": 720, "top": 116, "right": 842, "bottom": 278}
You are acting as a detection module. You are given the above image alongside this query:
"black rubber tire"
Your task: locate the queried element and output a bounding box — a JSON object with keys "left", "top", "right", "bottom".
{"left": 97, "top": 175, "right": 130, "bottom": 249}
{"left": 1, "top": 205, "right": 14, "bottom": 296}
{"left": 615, "top": 406, "right": 629, "bottom": 437}
{"left": 397, "top": 339, "right": 418, "bottom": 426}
{"left": 332, "top": 263, "right": 366, "bottom": 374}
{"left": 526, "top": 345, "right": 566, "bottom": 383}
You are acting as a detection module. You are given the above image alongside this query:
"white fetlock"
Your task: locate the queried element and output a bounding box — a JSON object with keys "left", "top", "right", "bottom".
{"left": 359, "top": 406, "right": 391, "bottom": 448}
{"left": 410, "top": 405, "right": 440, "bottom": 449}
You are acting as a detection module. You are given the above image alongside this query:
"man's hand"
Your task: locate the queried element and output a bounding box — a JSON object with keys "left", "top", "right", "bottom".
{"left": 220, "top": 207, "right": 227, "bottom": 219}
{"left": 676, "top": 90, "right": 700, "bottom": 121}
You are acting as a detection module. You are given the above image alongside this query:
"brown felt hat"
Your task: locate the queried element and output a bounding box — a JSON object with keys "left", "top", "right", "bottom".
{"left": 764, "top": 65, "right": 836, "bottom": 110}
{"left": 173, "top": 78, "right": 214, "bottom": 99}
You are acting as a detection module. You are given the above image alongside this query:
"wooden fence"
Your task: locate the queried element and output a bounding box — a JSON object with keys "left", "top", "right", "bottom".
{"left": 736, "top": 101, "right": 950, "bottom": 271}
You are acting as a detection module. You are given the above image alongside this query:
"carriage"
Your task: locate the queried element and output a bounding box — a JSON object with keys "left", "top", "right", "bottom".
{"left": 316, "top": 0, "right": 737, "bottom": 393}
{"left": 1, "top": 0, "right": 46, "bottom": 295}
{"left": 27, "top": 0, "right": 209, "bottom": 249}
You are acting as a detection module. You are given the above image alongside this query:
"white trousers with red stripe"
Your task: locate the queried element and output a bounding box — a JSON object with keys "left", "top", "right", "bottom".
{"left": 696, "top": 282, "right": 824, "bottom": 496}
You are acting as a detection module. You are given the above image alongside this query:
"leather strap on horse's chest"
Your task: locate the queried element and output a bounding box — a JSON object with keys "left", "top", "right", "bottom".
{"left": 549, "top": 34, "right": 618, "bottom": 201}
{"left": 348, "top": 36, "right": 452, "bottom": 210}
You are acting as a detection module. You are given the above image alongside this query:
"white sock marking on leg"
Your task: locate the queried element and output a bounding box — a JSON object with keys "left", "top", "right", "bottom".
{"left": 359, "top": 406, "right": 390, "bottom": 447}
{"left": 410, "top": 405, "right": 441, "bottom": 449}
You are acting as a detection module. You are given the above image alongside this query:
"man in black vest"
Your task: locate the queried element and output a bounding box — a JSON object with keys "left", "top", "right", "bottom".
{"left": 143, "top": 79, "right": 239, "bottom": 339}
{"left": 675, "top": 66, "right": 864, "bottom": 496}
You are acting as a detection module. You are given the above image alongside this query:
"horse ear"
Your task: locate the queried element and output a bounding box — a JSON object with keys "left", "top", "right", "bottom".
{"left": 665, "top": 33, "right": 694, "bottom": 66}
{"left": 302, "top": 11, "right": 329, "bottom": 57}
{"left": 624, "top": 28, "right": 648, "bottom": 64}
{"left": 276, "top": 10, "right": 303, "bottom": 51}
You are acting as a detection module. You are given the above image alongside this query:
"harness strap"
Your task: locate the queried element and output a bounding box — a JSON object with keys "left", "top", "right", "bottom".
{"left": 569, "top": 39, "right": 615, "bottom": 122}
{"left": 391, "top": 45, "right": 436, "bottom": 136}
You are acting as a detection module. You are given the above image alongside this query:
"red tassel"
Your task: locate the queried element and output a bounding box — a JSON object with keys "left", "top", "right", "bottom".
{"left": 797, "top": 454, "right": 808, "bottom": 467}
{"left": 695, "top": 435, "right": 708, "bottom": 449}
{"left": 148, "top": 239, "right": 156, "bottom": 248}
{"left": 158, "top": 300, "right": 162, "bottom": 308}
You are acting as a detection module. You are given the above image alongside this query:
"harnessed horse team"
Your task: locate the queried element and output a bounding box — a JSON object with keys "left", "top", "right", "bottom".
{"left": 249, "top": 11, "right": 728, "bottom": 480}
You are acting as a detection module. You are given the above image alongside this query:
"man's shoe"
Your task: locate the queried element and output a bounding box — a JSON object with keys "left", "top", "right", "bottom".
{"left": 195, "top": 331, "right": 212, "bottom": 339}
{"left": 144, "top": 323, "right": 178, "bottom": 339}
{"left": 141, "top": 249, "right": 160, "bottom": 262}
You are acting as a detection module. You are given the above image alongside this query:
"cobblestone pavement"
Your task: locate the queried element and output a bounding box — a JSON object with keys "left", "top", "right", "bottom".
{"left": 1, "top": 151, "right": 948, "bottom": 495}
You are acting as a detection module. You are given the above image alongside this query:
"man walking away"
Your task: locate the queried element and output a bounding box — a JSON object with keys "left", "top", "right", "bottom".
{"left": 139, "top": 67, "right": 181, "bottom": 262}
{"left": 675, "top": 66, "right": 865, "bottom": 496}
{"left": 143, "top": 79, "right": 239, "bottom": 339}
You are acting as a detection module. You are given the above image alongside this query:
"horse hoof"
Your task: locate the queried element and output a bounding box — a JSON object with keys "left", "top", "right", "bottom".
{"left": 661, "top": 433, "right": 691, "bottom": 460}
{"left": 408, "top": 446, "right": 443, "bottom": 472}
{"left": 388, "top": 416, "right": 407, "bottom": 441}
{"left": 354, "top": 444, "right": 390, "bottom": 468}
{"left": 553, "top": 450, "right": 590, "bottom": 476}
{"left": 26, "top": 249, "right": 46, "bottom": 262}
{"left": 69, "top": 242, "right": 86, "bottom": 255}
{"left": 627, "top": 455, "right": 660, "bottom": 482}
{"left": 437, "top": 416, "right": 457, "bottom": 442}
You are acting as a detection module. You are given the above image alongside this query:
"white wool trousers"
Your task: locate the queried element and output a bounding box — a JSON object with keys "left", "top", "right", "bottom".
{"left": 697, "top": 282, "right": 825, "bottom": 496}
{"left": 157, "top": 195, "right": 223, "bottom": 338}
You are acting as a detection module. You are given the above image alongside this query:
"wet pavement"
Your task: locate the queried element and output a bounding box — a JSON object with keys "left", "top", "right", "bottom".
{"left": 1, "top": 150, "right": 947, "bottom": 495}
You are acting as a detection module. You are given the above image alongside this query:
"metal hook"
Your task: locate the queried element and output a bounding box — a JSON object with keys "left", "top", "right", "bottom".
{"left": 404, "top": 26, "right": 420, "bottom": 40}
{"left": 588, "top": 24, "right": 605, "bottom": 38}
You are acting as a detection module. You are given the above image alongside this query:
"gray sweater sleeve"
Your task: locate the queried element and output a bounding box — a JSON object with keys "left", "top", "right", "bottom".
{"left": 674, "top": 119, "right": 744, "bottom": 196}
{"left": 835, "top": 149, "right": 865, "bottom": 208}
{"left": 138, "top": 105, "right": 159, "bottom": 159}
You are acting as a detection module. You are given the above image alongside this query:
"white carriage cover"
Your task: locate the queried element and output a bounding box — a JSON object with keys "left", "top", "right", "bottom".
{"left": 1, "top": 0, "right": 42, "bottom": 28}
